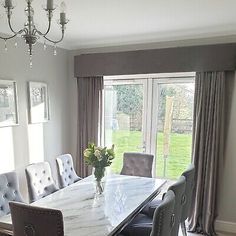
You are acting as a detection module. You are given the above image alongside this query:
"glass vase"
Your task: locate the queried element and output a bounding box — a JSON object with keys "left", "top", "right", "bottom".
{"left": 92, "top": 167, "right": 107, "bottom": 194}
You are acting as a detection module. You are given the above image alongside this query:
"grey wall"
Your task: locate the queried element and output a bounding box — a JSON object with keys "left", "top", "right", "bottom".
{"left": 68, "top": 50, "right": 78, "bottom": 163}
{"left": 217, "top": 72, "right": 236, "bottom": 223}
{"left": 0, "top": 39, "right": 70, "bottom": 201}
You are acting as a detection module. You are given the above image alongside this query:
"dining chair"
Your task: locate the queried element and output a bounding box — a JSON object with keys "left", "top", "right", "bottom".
{"left": 25, "top": 162, "right": 58, "bottom": 203}
{"left": 56, "top": 154, "right": 82, "bottom": 188}
{"left": 120, "top": 152, "right": 154, "bottom": 178}
{"left": 9, "top": 202, "right": 64, "bottom": 236}
{"left": 180, "top": 164, "right": 195, "bottom": 236}
{"left": 142, "top": 176, "right": 186, "bottom": 236}
{"left": 0, "top": 171, "right": 24, "bottom": 218}
{"left": 121, "top": 190, "right": 175, "bottom": 236}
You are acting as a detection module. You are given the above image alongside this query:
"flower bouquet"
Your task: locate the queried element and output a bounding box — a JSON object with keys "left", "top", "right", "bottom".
{"left": 84, "top": 143, "right": 115, "bottom": 194}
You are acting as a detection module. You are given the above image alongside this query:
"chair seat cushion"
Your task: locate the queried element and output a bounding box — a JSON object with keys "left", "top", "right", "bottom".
{"left": 121, "top": 214, "right": 152, "bottom": 236}
{"left": 142, "top": 199, "right": 162, "bottom": 218}
{"left": 122, "top": 190, "right": 175, "bottom": 236}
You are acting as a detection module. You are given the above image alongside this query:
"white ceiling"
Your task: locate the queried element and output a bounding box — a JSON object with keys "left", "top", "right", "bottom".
{"left": 1, "top": 0, "right": 236, "bottom": 50}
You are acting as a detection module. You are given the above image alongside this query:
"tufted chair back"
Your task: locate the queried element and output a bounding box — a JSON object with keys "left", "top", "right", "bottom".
{"left": 25, "top": 162, "right": 58, "bottom": 203}
{"left": 168, "top": 176, "right": 186, "bottom": 236}
{"left": 0, "top": 172, "right": 24, "bottom": 217}
{"left": 151, "top": 190, "right": 175, "bottom": 236}
{"left": 10, "top": 202, "right": 64, "bottom": 236}
{"left": 181, "top": 164, "right": 195, "bottom": 222}
{"left": 56, "top": 154, "right": 81, "bottom": 188}
{"left": 120, "top": 152, "right": 154, "bottom": 178}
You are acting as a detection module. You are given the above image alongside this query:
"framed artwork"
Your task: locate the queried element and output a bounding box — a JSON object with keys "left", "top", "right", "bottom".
{"left": 0, "top": 79, "right": 19, "bottom": 127}
{"left": 28, "top": 82, "right": 49, "bottom": 124}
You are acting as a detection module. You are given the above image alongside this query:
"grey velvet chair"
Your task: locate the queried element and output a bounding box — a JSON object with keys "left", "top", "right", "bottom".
{"left": 121, "top": 190, "right": 175, "bottom": 236}
{"left": 56, "top": 154, "right": 81, "bottom": 188}
{"left": 142, "top": 176, "right": 186, "bottom": 236}
{"left": 0, "top": 172, "right": 24, "bottom": 218}
{"left": 180, "top": 164, "right": 195, "bottom": 236}
{"left": 120, "top": 152, "right": 154, "bottom": 178}
{"left": 25, "top": 162, "right": 58, "bottom": 203}
{"left": 9, "top": 202, "right": 64, "bottom": 236}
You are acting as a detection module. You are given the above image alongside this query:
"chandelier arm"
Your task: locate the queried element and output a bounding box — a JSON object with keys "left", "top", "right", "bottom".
{"left": 7, "top": 13, "right": 18, "bottom": 34}
{"left": 6, "top": 8, "right": 26, "bottom": 35}
{"left": 34, "top": 19, "right": 52, "bottom": 37}
{"left": 34, "top": 9, "right": 54, "bottom": 37}
{"left": 5, "top": 7, "right": 28, "bottom": 36}
{"left": 0, "top": 27, "right": 27, "bottom": 41}
{"left": 7, "top": 17, "right": 27, "bottom": 35}
{"left": 0, "top": 33, "right": 18, "bottom": 40}
{"left": 43, "top": 30, "right": 65, "bottom": 44}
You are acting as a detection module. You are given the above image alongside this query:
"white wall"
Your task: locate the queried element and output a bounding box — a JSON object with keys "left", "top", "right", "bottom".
{"left": 0, "top": 39, "right": 70, "bottom": 201}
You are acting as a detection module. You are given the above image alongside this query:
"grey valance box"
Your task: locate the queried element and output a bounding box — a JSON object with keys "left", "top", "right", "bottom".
{"left": 74, "top": 43, "right": 236, "bottom": 77}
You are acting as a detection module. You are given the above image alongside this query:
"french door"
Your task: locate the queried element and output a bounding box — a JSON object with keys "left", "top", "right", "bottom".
{"left": 104, "top": 73, "right": 195, "bottom": 179}
{"left": 104, "top": 79, "right": 147, "bottom": 174}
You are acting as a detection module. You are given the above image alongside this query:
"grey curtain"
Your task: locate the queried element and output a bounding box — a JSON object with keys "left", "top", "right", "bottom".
{"left": 189, "top": 72, "right": 225, "bottom": 235}
{"left": 76, "top": 76, "right": 104, "bottom": 177}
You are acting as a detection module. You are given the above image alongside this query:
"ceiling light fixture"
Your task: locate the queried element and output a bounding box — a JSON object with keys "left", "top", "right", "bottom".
{"left": 0, "top": 0, "right": 69, "bottom": 67}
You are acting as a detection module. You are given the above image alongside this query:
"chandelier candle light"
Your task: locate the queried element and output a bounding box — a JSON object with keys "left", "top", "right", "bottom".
{"left": 0, "top": 0, "right": 69, "bottom": 67}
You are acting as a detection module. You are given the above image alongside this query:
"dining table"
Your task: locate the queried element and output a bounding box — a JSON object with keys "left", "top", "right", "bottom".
{"left": 0, "top": 174, "right": 166, "bottom": 236}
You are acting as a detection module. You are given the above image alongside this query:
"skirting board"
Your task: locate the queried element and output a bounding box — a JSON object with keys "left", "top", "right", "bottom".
{"left": 215, "top": 220, "right": 236, "bottom": 235}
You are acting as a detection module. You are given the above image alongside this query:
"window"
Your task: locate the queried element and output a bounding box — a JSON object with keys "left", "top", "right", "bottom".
{"left": 104, "top": 73, "right": 195, "bottom": 179}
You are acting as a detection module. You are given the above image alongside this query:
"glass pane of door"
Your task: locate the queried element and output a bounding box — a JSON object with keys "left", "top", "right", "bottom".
{"left": 155, "top": 82, "right": 195, "bottom": 179}
{"left": 104, "top": 81, "right": 145, "bottom": 174}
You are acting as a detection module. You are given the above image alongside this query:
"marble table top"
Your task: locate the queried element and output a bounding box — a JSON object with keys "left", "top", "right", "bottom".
{"left": 0, "top": 174, "right": 166, "bottom": 236}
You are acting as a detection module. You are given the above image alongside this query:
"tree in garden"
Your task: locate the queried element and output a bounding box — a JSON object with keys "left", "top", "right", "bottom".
{"left": 114, "top": 84, "right": 143, "bottom": 115}
{"left": 113, "top": 83, "right": 194, "bottom": 132}
{"left": 114, "top": 84, "right": 143, "bottom": 131}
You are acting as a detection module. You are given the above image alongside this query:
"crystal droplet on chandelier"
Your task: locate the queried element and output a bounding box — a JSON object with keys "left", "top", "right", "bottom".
{"left": 14, "top": 39, "right": 18, "bottom": 48}
{"left": 29, "top": 55, "right": 33, "bottom": 68}
{"left": 4, "top": 40, "right": 8, "bottom": 51}
{"left": 44, "top": 41, "right": 47, "bottom": 50}
{"left": 53, "top": 44, "right": 57, "bottom": 56}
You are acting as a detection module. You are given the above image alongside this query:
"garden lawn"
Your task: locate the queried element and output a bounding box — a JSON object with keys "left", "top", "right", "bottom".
{"left": 109, "top": 130, "right": 192, "bottom": 179}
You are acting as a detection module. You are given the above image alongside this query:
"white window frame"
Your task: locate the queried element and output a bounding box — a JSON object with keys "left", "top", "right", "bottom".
{"left": 104, "top": 72, "right": 196, "bottom": 178}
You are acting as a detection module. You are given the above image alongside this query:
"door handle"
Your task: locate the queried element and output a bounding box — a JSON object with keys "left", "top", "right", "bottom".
{"left": 137, "top": 142, "right": 146, "bottom": 152}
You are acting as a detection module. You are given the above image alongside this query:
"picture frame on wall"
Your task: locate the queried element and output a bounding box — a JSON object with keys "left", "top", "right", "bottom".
{"left": 0, "top": 79, "right": 19, "bottom": 128}
{"left": 28, "top": 81, "right": 49, "bottom": 124}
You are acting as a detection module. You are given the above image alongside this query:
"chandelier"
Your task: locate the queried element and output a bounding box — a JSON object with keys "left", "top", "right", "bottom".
{"left": 0, "top": 0, "right": 69, "bottom": 67}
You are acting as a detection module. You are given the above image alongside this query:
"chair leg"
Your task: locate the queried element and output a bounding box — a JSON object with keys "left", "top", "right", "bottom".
{"left": 181, "top": 222, "right": 187, "bottom": 236}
